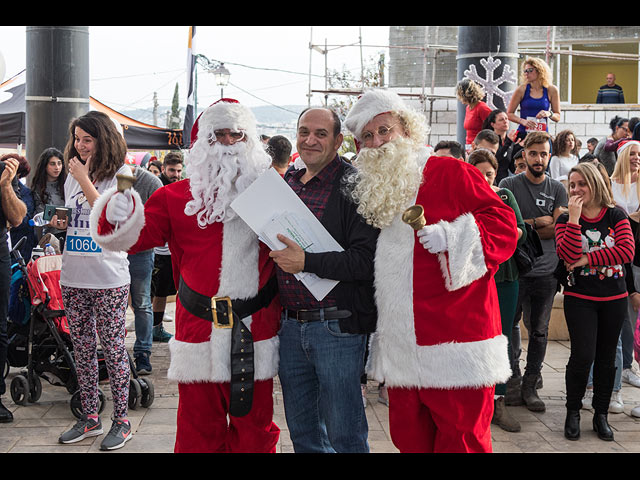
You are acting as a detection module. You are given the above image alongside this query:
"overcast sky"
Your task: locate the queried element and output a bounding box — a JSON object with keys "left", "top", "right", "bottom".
{"left": 0, "top": 26, "right": 390, "bottom": 120}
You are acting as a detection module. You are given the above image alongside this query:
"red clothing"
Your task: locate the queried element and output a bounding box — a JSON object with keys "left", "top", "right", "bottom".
{"left": 90, "top": 180, "right": 281, "bottom": 453}
{"left": 367, "top": 153, "right": 517, "bottom": 453}
{"left": 464, "top": 101, "right": 492, "bottom": 145}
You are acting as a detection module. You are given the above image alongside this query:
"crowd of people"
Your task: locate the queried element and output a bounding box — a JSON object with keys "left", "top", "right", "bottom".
{"left": 1, "top": 55, "right": 640, "bottom": 454}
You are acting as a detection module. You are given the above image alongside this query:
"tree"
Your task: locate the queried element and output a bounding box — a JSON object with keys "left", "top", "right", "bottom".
{"left": 167, "top": 83, "right": 182, "bottom": 129}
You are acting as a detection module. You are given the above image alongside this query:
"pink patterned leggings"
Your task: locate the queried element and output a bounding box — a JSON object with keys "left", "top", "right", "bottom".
{"left": 61, "top": 285, "right": 130, "bottom": 419}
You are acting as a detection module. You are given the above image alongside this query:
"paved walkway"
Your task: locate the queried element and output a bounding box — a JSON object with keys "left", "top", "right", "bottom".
{"left": 3, "top": 301, "right": 640, "bottom": 453}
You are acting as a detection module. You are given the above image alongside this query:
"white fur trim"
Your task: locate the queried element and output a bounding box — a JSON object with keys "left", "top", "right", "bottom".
{"left": 345, "top": 89, "right": 407, "bottom": 141}
{"left": 167, "top": 333, "right": 279, "bottom": 383}
{"left": 166, "top": 216, "right": 279, "bottom": 383}
{"left": 437, "top": 213, "right": 488, "bottom": 291}
{"left": 90, "top": 186, "right": 145, "bottom": 252}
{"left": 197, "top": 101, "right": 258, "bottom": 140}
{"left": 366, "top": 214, "right": 510, "bottom": 389}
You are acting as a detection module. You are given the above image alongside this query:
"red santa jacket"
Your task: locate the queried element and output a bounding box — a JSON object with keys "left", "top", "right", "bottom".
{"left": 367, "top": 155, "right": 517, "bottom": 390}
{"left": 90, "top": 179, "right": 280, "bottom": 384}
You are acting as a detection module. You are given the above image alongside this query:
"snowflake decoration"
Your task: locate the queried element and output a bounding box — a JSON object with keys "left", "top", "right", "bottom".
{"left": 463, "top": 56, "right": 517, "bottom": 110}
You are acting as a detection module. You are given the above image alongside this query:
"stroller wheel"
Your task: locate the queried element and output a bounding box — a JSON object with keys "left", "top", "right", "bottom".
{"left": 128, "top": 378, "right": 142, "bottom": 410}
{"left": 138, "top": 377, "right": 155, "bottom": 408}
{"left": 10, "top": 374, "right": 29, "bottom": 405}
{"left": 3, "top": 359, "right": 9, "bottom": 380}
{"left": 28, "top": 375, "right": 42, "bottom": 403}
{"left": 70, "top": 388, "right": 107, "bottom": 419}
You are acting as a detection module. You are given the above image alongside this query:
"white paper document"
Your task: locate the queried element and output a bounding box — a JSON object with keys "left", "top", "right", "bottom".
{"left": 230, "top": 167, "right": 342, "bottom": 301}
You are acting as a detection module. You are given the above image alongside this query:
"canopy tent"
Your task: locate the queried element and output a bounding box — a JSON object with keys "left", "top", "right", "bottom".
{"left": 0, "top": 70, "right": 185, "bottom": 150}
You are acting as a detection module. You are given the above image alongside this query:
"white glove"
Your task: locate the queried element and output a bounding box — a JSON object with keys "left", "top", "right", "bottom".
{"left": 105, "top": 190, "right": 134, "bottom": 224}
{"left": 417, "top": 223, "right": 448, "bottom": 254}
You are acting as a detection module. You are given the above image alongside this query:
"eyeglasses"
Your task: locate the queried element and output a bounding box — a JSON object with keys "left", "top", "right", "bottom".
{"left": 523, "top": 68, "right": 536, "bottom": 74}
{"left": 213, "top": 129, "right": 246, "bottom": 141}
{"left": 361, "top": 123, "right": 399, "bottom": 145}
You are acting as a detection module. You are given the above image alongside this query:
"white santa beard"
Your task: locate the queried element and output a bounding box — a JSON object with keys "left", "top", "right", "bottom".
{"left": 349, "top": 138, "right": 424, "bottom": 229}
{"left": 185, "top": 141, "right": 263, "bottom": 227}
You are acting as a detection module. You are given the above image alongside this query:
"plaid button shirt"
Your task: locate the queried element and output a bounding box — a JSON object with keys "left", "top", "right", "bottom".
{"left": 276, "top": 155, "right": 341, "bottom": 310}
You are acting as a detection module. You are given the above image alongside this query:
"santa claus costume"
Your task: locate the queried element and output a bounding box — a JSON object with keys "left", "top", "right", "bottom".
{"left": 345, "top": 89, "right": 517, "bottom": 453}
{"left": 90, "top": 99, "right": 281, "bottom": 453}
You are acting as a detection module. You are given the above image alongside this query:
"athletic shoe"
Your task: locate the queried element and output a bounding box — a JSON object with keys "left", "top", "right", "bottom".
{"left": 609, "top": 390, "right": 624, "bottom": 414}
{"left": 135, "top": 352, "right": 152, "bottom": 376}
{"left": 581, "top": 389, "right": 593, "bottom": 410}
{"left": 631, "top": 405, "right": 640, "bottom": 418}
{"left": 59, "top": 415, "right": 103, "bottom": 444}
{"left": 622, "top": 368, "right": 640, "bottom": 388}
{"left": 100, "top": 419, "right": 132, "bottom": 451}
{"left": 153, "top": 324, "right": 172, "bottom": 342}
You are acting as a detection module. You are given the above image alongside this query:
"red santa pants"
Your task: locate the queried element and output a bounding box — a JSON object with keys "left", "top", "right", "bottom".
{"left": 174, "top": 379, "right": 280, "bottom": 453}
{"left": 388, "top": 385, "right": 494, "bottom": 453}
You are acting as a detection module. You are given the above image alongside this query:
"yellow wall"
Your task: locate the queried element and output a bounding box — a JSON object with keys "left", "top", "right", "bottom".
{"left": 572, "top": 61, "right": 637, "bottom": 104}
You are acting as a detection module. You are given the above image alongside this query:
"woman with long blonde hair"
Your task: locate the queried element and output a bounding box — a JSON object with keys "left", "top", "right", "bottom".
{"left": 507, "top": 57, "right": 561, "bottom": 141}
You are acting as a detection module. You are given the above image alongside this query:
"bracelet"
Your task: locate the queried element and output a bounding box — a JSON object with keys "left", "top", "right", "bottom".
{"left": 533, "top": 217, "right": 537, "bottom": 229}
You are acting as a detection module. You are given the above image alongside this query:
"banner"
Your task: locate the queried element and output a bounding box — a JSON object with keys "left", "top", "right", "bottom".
{"left": 182, "top": 26, "right": 196, "bottom": 148}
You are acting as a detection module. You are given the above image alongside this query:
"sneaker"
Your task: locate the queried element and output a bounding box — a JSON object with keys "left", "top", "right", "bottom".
{"left": 153, "top": 324, "right": 172, "bottom": 343}
{"left": 134, "top": 352, "right": 152, "bottom": 376}
{"left": 622, "top": 368, "right": 640, "bottom": 388}
{"left": 581, "top": 389, "right": 593, "bottom": 410}
{"left": 631, "top": 405, "right": 640, "bottom": 418}
{"left": 59, "top": 415, "right": 103, "bottom": 444}
{"left": 609, "top": 390, "right": 624, "bottom": 414}
{"left": 100, "top": 419, "right": 132, "bottom": 451}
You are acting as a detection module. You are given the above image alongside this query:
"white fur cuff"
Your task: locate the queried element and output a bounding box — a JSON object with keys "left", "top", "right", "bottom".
{"left": 437, "top": 213, "right": 487, "bottom": 291}
{"left": 90, "top": 186, "right": 145, "bottom": 252}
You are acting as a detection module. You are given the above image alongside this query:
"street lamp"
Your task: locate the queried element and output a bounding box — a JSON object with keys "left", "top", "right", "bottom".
{"left": 212, "top": 63, "right": 230, "bottom": 98}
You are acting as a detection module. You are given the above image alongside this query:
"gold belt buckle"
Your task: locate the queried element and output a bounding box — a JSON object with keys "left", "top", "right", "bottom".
{"left": 211, "top": 296, "right": 234, "bottom": 329}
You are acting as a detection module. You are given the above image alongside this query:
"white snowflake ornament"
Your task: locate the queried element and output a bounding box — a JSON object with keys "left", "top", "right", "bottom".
{"left": 463, "top": 56, "right": 517, "bottom": 110}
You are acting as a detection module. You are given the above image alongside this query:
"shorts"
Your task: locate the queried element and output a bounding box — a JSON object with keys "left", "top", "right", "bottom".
{"left": 151, "top": 254, "right": 177, "bottom": 297}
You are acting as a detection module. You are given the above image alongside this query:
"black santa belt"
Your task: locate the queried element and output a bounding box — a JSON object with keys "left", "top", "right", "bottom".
{"left": 177, "top": 276, "right": 254, "bottom": 417}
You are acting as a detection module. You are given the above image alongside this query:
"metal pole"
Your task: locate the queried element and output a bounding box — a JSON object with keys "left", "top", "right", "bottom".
{"left": 26, "top": 26, "right": 89, "bottom": 179}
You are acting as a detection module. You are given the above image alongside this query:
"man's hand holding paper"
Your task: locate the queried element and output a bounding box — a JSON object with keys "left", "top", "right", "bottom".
{"left": 269, "top": 233, "right": 305, "bottom": 274}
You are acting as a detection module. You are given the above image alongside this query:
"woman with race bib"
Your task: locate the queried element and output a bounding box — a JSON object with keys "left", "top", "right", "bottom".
{"left": 51, "top": 111, "right": 133, "bottom": 451}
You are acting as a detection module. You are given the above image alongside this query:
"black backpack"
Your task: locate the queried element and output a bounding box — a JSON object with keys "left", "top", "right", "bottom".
{"left": 513, "top": 222, "right": 544, "bottom": 275}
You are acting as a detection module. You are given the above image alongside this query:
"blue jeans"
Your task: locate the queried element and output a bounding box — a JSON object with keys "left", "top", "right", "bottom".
{"left": 128, "top": 251, "right": 154, "bottom": 356}
{"left": 278, "top": 311, "right": 369, "bottom": 453}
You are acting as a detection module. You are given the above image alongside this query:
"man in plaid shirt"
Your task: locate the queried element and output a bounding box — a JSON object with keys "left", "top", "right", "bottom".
{"left": 269, "top": 107, "right": 379, "bottom": 453}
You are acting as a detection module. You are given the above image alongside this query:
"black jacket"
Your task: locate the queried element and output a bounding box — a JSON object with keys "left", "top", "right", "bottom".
{"left": 301, "top": 158, "right": 379, "bottom": 334}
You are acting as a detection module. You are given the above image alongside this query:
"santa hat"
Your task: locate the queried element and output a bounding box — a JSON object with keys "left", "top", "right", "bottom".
{"left": 189, "top": 98, "right": 257, "bottom": 147}
{"left": 345, "top": 89, "right": 407, "bottom": 142}
{"left": 617, "top": 139, "right": 640, "bottom": 156}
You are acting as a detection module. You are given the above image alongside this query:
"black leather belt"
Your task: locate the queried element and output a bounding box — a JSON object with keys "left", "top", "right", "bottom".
{"left": 285, "top": 306, "right": 352, "bottom": 323}
{"left": 178, "top": 276, "right": 254, "bottom": 417}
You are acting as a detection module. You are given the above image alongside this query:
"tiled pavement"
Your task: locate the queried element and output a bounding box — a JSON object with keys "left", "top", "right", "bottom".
{"left": 3, "top": 301, "right": 640, "bottom": 453}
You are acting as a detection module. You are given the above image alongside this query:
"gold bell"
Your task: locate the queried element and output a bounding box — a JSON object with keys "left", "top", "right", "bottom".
{"left": 402, "top": 205, "right": 426, "bottom": 230}
{"left": 116, "top": 173, "right": 137, "bottom": 192}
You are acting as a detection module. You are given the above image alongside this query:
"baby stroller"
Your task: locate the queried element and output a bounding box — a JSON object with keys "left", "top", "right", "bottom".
{"left": 7, "top": 237, "right": 154, "bottom": 417}
{"left": 5, "top": 236, "right": 101, "bottom": 414}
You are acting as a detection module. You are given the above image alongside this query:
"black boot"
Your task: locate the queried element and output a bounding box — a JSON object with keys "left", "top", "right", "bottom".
{"left": 593, "top": 413, "right": 614, "bottom": 441}
{"left": 521, "top": 374, "right": 546, "bottom": 412}
{"left": 564, "top": 409, "right": 580, "bottom": 440}
{"left": 0, "top": 399, "right": 13, "bottom": 423}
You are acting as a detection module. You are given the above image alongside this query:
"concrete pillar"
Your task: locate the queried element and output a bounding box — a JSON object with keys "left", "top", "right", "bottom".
{"left": 456, "top": 26, "right": 518, "bottom": 148}
{"left": 26, "top": 26, "right": 89, "bottom": 176}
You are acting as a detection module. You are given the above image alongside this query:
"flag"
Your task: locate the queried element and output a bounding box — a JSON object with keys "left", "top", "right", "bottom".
{"left": 182, "top": 26, "right": 196, "bottom": 148}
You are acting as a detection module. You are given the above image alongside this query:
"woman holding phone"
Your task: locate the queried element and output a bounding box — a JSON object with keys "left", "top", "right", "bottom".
{"left": 54, "top": 111, "right": 134, "bottom": 451}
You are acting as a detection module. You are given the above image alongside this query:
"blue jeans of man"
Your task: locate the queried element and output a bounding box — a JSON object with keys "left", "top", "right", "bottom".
{"left": 128, "top": 250, "right": 154, "bottom": 356}
{"left": 514, "top": 274, "right": 558, "bottom": 377}
{"left": 278, "top": 312, "right": 369, "bottom": 453}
